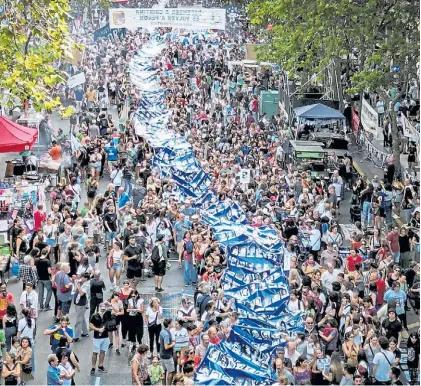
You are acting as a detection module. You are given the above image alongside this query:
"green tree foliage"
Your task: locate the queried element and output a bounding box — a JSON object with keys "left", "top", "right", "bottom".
{"left": 248, "top": 0, "right": 419, "bottom": 174}
{"left": 0, "top": 0, "right": 75, "bottom": 110}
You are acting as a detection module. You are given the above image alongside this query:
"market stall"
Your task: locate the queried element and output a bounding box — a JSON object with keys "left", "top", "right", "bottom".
{"left": 0, "top": 116, "right": 38, "bottom": 153}
{"left": 293, "top": 103, "right": 346, "bottom": 139}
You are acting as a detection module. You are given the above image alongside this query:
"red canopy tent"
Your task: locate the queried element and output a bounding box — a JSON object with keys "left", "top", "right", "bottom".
{"left": 0, "top": 116, "right": 38, "bottom": 153}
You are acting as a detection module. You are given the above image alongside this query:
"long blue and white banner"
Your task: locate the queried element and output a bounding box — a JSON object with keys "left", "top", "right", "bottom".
{"left": 130, "top": 34, "right": 304, "bottom": 385}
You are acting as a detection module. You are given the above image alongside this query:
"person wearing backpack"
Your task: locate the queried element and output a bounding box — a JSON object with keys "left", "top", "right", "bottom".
{"left": 178, "top": 232, "right": 196, "bottom": 287}
{"left": 151, "top": 234, "right": 167, "bottom": 293}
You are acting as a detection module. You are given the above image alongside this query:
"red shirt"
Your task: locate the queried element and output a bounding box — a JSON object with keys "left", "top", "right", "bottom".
{"left": 33, "top": 210, "right": 46, "bottom": 232}
{"left": 209, "top": 336, "right": 220, "bottom": 345}
{"left": 376, "top": 279, "right": 386, "bottom": 305}
{"left": 250, "top": 99, "right": 259, "bottom": 112}
{"left": 387, "top": 231, "right": 400, "bottom": 253}
{"left": 347, "top": 254, "right": 363, "bottom": 272}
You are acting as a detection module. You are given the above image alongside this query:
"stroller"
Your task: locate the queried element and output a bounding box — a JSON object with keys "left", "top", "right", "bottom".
{"left": 349, "top": 193, "right": 361, "bottom": 222}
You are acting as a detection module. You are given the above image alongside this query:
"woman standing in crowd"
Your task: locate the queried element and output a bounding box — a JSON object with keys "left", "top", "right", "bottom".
{"left": 108, "top": 291, "right": 124, "bottom": 355}
{"left": 107, "top": 241, "right": 123, "bottom": 291}
{"left": 126, "top": 290, "right": 144, "bottom": 352}
{"left": 145, "top": 298, "right": 163, "bottom": 355}
{"left": 179, "top": 232, "right": 196, "bottom": 287}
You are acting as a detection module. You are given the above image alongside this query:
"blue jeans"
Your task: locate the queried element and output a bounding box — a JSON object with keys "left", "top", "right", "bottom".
{"left": 402, "top": 207, "right": 414, "bottom": 224}
{"left": 123, "top": 178, "right": 133, "bottom": 195}
{"left": 38, "top": 279, "right": 52, "bottom": 308}
{"left": 384, "top": 201, "right": 393, "bottom": 226}
{"left": 252, "top": 111, "right": 258, "bottom": 123}
{"left": 392, "top": 252, "right": 400, "bottom": 264}
{"left": 361, "top": 201, "right": 371, "bottom": 224}
{"left": 183, "top": 260, "right": 196, "bottom": 286}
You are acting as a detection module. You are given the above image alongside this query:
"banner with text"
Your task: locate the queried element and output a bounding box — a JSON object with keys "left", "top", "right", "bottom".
{"left": 109, "top": 8, "right": 226, "bottom": 30}
{"left": 361, "top": 98, "right": 381, "bottom": 139}
{"left": 93, "top": 23, "right": 126, "bottom": 41}
{"left": 401, "top": 114, "right": 419, "bottom": 141}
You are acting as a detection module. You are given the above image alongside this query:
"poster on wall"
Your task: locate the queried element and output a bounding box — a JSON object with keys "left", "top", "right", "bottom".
{"left": 109, "top": 8, "right": 226, "bottom": 30}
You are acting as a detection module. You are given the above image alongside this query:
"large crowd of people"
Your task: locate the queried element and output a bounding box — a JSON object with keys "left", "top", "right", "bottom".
{"left": 1, "top": 1, "right": 420, "bottom": 386}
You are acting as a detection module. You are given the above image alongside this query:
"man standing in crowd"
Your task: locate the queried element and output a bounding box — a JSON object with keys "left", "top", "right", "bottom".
{"left": 159, "top": 318, "right": 175, "bottom": 386}
{"left": 373, "top": 336, "right": 396, "bottom": 385}
{"left": 89, "top": 303, "right": 111, "bottom": 375}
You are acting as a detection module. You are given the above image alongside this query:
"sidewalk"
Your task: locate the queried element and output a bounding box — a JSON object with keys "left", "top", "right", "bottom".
{"left": 352, "top": 137, "right": 419, "bottom": 181}
{"left": 350, "top": 139, "right": 419, "bottom": 228}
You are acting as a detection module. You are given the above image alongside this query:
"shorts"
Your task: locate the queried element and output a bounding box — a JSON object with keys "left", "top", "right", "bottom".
{"left": 112, "top": 261, "right": 122, "bottom": 271}
{"left": 105, "top": 231, "right": 117, "bottom": 241}
{"left": 160, "top": 358, "right": 175, "bottom": 373}
{"left": 127, "top": 268, "right": 142, "bottom": 279}
{"left": 58, "top": 300, "right": 71, "bottom": 314}
{"left": 46, "top": 238, "right": 57, "bottom": 247}
{"left": 152, "top": 260, "right": 166, "bottom": 277}
{"left": 93, "top": 337, "right": 110, "bottom": 354}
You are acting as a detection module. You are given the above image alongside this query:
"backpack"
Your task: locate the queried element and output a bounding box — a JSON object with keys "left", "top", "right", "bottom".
{"left": 87, "top": 184, "right": 96, "bottom": 198}
{"left": 184, "top": 240, "right": 194, "bottom": 254}
{"left": 100, "top": 117, "right": 108, "bottom": 129}
{"left": 151, "top": 245, "right": 161, "bottom": 263}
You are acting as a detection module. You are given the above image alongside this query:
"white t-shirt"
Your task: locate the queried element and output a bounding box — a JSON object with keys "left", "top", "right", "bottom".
{"left": 19, "top": 291, "right": 38, "bottom": 318}
{"left": 145, "top": 306, "right": 163, "bottom": 325}
{"left": 308, "top": 228, "right": 321, "bottom": 251}
{"left": 110, "top": 169, "right": 123, "bottom": 186}
{"left": 76, "top": 265, "right": 93, "bottom": 277}
{"left": 112, "top": 250, "right": 124, "bottom": 264}
{"left": 127, "top": 298, "right": 144, "bottom": 316}
{"left": 58, "top": 362, "right": 73, "bottom": 385}
{"left": 18, "top": 317, "right": 36, "bottom": 340}
{"left": 287, "top": 299, "right": 303, "bottom": 313}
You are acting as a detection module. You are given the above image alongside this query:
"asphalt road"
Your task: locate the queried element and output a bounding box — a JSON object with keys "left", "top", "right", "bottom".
{"left": 0, "top": 109, "right": 418, "bottom": 385}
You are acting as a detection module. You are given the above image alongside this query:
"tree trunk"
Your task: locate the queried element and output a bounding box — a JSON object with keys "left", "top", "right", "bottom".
{"left": 381, "top": 79, "right": 408, "bottom": 182}
{"left": 389, "top": 109, "right": 401, "bottom": 180}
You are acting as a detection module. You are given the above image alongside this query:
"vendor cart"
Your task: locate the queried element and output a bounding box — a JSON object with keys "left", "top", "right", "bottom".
{"left": 290, "top": 141, "right": 327, "bottom": 172}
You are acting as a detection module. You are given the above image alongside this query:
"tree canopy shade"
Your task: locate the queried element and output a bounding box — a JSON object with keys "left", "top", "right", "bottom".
{"left": 0, "top": 0, "right": 75, "bottom": 110}
{"left": 247, "top": 0, "right": 419, "bottom": 175}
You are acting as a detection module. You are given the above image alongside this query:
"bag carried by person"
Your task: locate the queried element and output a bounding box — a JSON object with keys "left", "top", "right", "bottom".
{"left": 151, "top": 245, "right": 161, "bottom": 263}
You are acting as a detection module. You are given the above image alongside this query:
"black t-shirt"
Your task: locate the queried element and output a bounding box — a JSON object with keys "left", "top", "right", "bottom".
{"left": 35, "top": 258, "right": 51, "bottom": 281}
{"left": 90, "top": 312, "right": 109, "bottom": 339}
{"left": 103, "top": 212, "right": 117, "bottom": 232}
{"left": 123, "top": 229, "right": 134, "bottom": 247}
{"left": 382, "top": 318, "right": 402, "bottom": 340}
{"left": 8, "top": 226, "right": 20, "bottom": 247}
{"left": 405, "top": 268, "right": 417, "bottom": 288}
{"left": 124, "top": 245, "right": 142, "bottom": 270}
{"left": 90, "top": 278, "right": 105, "bottom": 300}
{"left": 399, "top": 235, "right": 411, "bottom": 253}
